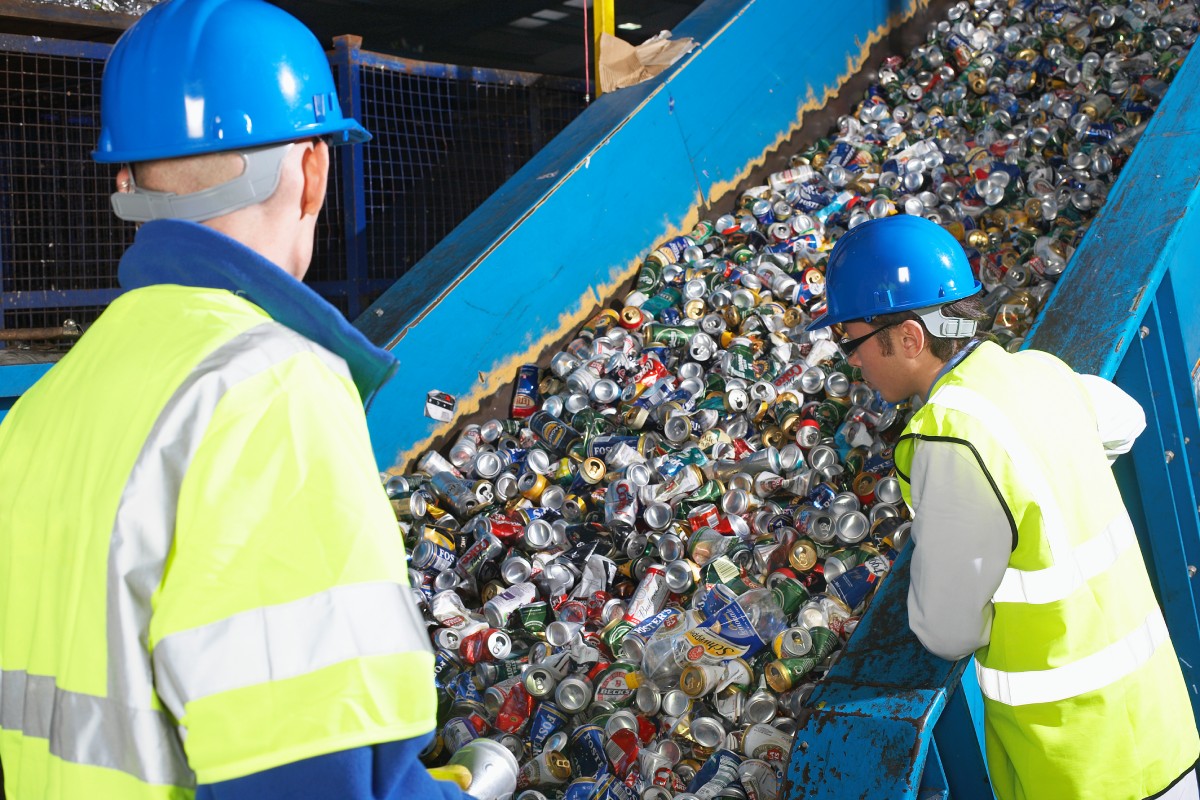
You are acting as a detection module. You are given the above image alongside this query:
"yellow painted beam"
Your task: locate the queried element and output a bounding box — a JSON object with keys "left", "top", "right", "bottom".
{"left": 592, "top": 0, "right": 615, "bottom": 97}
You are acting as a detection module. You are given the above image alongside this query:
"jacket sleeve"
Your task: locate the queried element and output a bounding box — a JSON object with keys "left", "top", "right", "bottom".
{"left": 197, "top": 738, "right": 473, "bottom": 800}
{"left": 1075, "top": 373, "right": 1147, "bottom": 462}
{"left": 906, "top": 438, "right": 1013, "bottom": 661}
{"left": 148, "top": 346, "right": 437, "bottom": 785}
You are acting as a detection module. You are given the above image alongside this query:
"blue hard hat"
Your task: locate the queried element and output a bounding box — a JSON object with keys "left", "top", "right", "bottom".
{"left": 806, "top": 214, "right": 981, "bottom": 330}
{"left": 94, "top": 0, "right": 369, "bottom": 163}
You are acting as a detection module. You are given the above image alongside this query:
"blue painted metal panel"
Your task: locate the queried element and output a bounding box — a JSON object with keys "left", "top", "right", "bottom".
{"left": 357, "top": 0, "right": 932, "bottom": 470}
{"left": 933, "top": 665, "right": 994, "bottom": 800}
{"left": 0, "top": 363, "right": 51, "bottom": 420}
{"left": 0, "top": 33, "right": 111, "bottom": 60}
{"left": 0, "top": 289, "right": 122, "bottom": 310}
{"left": 333, "top": 36, "right": 369, "bottom": 320}
{"left": 784, "top": 545, "right": 979, "bottom": 799}
{"left": 351, "top": 47, "right": 585, "bottom": 92}
{"left": 1025, "top": 32, "right": 1200, "bottom": 727}
{"left": 1114, "top": 293, "right": 1200, "bottom": 718}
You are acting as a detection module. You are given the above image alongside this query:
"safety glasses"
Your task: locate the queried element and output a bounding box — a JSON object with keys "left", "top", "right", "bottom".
{"left": 839, "top": 323, "right": 896, "bottom": 356}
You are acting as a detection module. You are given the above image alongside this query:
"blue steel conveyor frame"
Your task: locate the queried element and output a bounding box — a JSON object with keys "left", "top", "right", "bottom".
{"left": 0, "top": 0, "right": 1195, "bottom": 794}
{"left": 785, "top": 30, "right": 1200, "bottom": 800}
{"left": 356, "top": 0, "right": 939, "bottom": 472}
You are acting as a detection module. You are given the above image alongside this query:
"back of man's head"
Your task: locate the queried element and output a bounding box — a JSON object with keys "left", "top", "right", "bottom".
{"left": 93, "top": 0, "right": 369, "bottom": 226}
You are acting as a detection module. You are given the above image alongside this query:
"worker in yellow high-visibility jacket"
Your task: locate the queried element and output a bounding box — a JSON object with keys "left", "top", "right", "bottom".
{"left": 808, "top": 213, "right": 1199, "bottom": 800}
{"left": 0, "top": 1, "right": 484, "bottom": 798}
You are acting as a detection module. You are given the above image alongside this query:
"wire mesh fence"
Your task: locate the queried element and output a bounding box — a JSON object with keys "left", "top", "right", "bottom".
{"left": 0, "top": 33, "right": 587, "bottom": 354}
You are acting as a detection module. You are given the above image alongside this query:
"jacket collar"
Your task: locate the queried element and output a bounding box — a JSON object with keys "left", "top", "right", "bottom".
{"left": 117, "top": 219, "right": 397, "bottom": 406}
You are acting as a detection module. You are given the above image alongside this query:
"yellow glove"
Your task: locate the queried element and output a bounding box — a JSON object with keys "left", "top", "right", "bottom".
{"left": 427, "top": 765, "right": 473, "bottom": 791}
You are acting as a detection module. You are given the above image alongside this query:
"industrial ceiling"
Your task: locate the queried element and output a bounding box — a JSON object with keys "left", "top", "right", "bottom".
{"left": 6, "top": 0, "right": 707, "bottom": 79}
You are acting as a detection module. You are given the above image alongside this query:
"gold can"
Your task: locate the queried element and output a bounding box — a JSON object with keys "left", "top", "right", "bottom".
{"left": 580, "top": 457, "right": 607, "bottom": 485}
{"left": 789, "top": 539, "right": 820, "bottom": 572}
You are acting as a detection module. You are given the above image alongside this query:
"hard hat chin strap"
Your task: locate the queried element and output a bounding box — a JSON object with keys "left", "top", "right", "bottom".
{"left": 915, "top": 306, "right": 978, "bottom": 338}
{"left": 110, "top": 142, "right": 294, "bottom": 223}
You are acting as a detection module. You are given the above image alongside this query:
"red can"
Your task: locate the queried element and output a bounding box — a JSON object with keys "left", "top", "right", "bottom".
{"left": 459, "top": 627, "right": 512, "bottom": 665}
{"left": 587, "top": 591, "right": 613, "bottom": 621}
{"left": 483, "top": 511, "right": 526, "bottom": 544}
{"left": 687, "top": 502, "right": 721, "bottom": 532}
{"left": 493, "top": 680, "right": 536, "bottom": 734}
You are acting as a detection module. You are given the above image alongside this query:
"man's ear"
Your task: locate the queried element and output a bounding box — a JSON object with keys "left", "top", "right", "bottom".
{"left": 897, "top": 318, "right": 927, "bottom": 358}
{"left": 299, "top": 140, "right": 329, "bottom": 218}
{"left": 115, "top": 166, "right": 133, "bottom": 193}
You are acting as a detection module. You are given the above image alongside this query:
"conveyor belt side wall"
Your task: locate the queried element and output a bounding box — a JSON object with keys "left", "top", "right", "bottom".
{"left": 356, "top": 0, "right": 936, "bottom": 472}
{"left": 1025, "top": 36, "right": 1200, "bottom": 725}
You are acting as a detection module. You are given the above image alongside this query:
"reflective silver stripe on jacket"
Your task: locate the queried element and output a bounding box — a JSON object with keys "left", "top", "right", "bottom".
{"left": 153, "top": 580, "right": 433, "bottom": 716}
{"left": 990, "top": 512, "right": 1138, "bottom": 605}
{"left": 976, "top": 610, "right": 1170, "bottom": 706}
{"left": 3, "top": 322, "right": 349, "bottom": 787}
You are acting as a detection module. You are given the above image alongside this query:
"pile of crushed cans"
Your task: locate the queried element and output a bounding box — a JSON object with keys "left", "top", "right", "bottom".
{"left": 398, "top": 2, "right": 1200, "bottom": 799}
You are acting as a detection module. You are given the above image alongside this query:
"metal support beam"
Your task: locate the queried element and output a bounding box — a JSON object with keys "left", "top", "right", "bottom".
{"left": 1115, "top": 275, "right": 1200, "bottom": 718}
{"left": 592, "top": 0, "right": 615, "bottom": 97}
{"left": 332, "top": 35, "right": 369, "bottom": 319}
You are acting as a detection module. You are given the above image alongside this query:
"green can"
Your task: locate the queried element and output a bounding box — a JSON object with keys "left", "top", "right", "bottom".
{"left": 636, "top": 259, "right": 664, "bottom": 294}
{"left": 641, "top": 286, "right": 682, "bottom": 318}
{"left": 813, "top": 400, "right": 847, "bottom": 437}
{"left": 601, "top": 618, "right": 635, "bottom": 654}
{"left": 518, "top": 601, "right": 550, "bottom": 633}
{"left": 645, "top": 323, "right": 694, "bottom": 348}
{"left": 768, "top": 575, "right": 811, "bottom": 617}
{"left": 572, "top": 408, "right": 618, "bottom": 443}
{"left": 808, "top": 626, "right": 840, "bottom": 661}
{"left": 765, "top": 657, "right": 818, "bottom": 692}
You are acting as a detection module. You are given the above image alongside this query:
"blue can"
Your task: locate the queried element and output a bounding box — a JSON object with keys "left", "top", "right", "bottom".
{"left": 529, "top": 701, "right": 569, "bottom": 751}
{"left": 827, "top": 554, "right": 892, "bottom": 612}
{"left": 569, "top": 723, "right": 608, "bottom": 777}
{"left": 807, "top": 480, "right": 837, "bottom": 509}
{"left": 442, "top": 716, "right": 479, "bottom": 752}
{"left": 433, "top": 650, "right": 460, "bottom": 691}
{"left": 658, "top": 306, "right": 683, "bottom": 325}
{"left": 641, "top": 346, "right": 671, "bottom": 363}
{"left": 587, "top": 434, "right": 640, "bottom": 460}
{"left": 511, "top": 364, "right": 541, "bottom": 420}
{"left": 686, "top": 749, "right": 745, "bottom": 793}
{"left": 564, "top": 778, "right": 597, "bottom": 800}
{"left": 449, "top": 671, "right": 484, "bottom": 705}
{"left": 411, "top": 538, "right": 456, "bottom": 572}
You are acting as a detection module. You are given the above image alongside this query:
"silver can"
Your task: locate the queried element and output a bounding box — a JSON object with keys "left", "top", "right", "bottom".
{"left": 523, "top": 518, "right": 554, "bottom": 549}
{"left": 475, "top": 450, "right": 504, "bottom": 480}
{"left": 494, "top": 472, "right": 519, "bottom": 501}
{"left": 526, "top": 448, "right": 553, "bottom": 475}
{"left": 875, "top": 474, "right": 903, "bottom": 505}
{"left": 742, "top": 690, "right": 778, "bottom": 725}
{"left": 523, "top": 665, "right": 558, "bottom": 699}
{"left": 553, "top": 674, "right": 592, "bottom": 714}
{"left": 834, "top": 510, "right": 870, "bottom": 545}
{"left": 447, "top": 737, "right": 519, "bottom": 800}
{"left": 642, "top": 501, "right": 674, "bottom": 530}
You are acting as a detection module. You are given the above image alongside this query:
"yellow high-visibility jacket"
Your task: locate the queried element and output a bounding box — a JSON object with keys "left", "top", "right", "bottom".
{"left": 896, "top": 342, "right": 1198, "bottom": 800}
{"left": 0, "top": 222, "right": 434, "bottom": 798}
